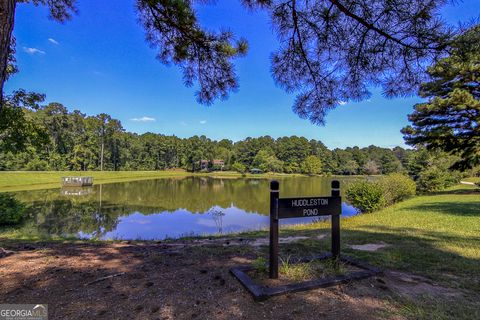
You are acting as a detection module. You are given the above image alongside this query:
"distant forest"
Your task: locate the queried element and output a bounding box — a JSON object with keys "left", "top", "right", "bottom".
{"left": 0, "top": 102, "right": 460, "bottom": 177}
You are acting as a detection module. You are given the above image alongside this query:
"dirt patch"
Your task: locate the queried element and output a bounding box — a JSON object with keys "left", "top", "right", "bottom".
{"left": 249, "top": 236, "right": 311, "bottom": 247}
{"left": 187, "top": 235, "right": 321, "bottom": 247}
{"left": 0, "top": 241, "right": 465, "bottom": 319}
{"left": 144, "top": 234, "right": 330, "bottom": 249}
{"left": 349, "top": 243, "right": 390, "bottom": 252}
{"left": 381, "top": 271, "right": 463, "bottom": 298}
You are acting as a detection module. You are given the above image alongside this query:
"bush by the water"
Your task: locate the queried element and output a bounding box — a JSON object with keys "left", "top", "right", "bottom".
{"left": 347, "top": 174, "right": 416, "bottom": 213}
{"left": 231, "top": 162, "right": 246, "bottom": 173}
{"left": 416, "top": 167, "right": 461, "bottom": 193}
{"left": 377, "top": 173, "right": 416, "bottom": 205}
{"left": 0, "top": 193, "right": 26, "bottom": 225}
{"left": 346, "top": 180, "right": 386, "bottom": 213}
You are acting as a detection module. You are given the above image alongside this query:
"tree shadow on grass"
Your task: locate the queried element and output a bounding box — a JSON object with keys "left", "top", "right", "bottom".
{"left": 431, "top": 188, "right": 480, "bottom": 195}
{"left": 405, "top": 201, "right": 480, "bottom": 217}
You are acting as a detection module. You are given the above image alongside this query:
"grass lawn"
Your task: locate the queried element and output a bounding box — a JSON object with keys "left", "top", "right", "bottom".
{"left": 0, "top": 170, "right": 306, "bottom": 192}
{"left": 463, "top": 176, "right": 480, "bottom": 183}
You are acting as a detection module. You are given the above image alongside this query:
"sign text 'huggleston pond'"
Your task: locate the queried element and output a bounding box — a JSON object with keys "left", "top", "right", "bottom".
{"left": 277, "top": 196, "right": 341, "bottom": 219}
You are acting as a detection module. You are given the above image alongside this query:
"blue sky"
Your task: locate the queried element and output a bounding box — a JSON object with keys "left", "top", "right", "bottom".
{"left": 5, "top": 0, "right": 479, "bottom": 148}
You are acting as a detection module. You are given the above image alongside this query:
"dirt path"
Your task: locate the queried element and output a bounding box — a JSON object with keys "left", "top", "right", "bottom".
{"left": 0, "top": 241, "right": 464, "bottom": 320}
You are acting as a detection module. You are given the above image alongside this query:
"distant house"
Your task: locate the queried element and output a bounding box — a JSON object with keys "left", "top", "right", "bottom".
{"left": 250, "top": 168, "right": 263, "bottom": 174}
{"left": 199, "top": 159, "right": 209, "bottom": 170}
{"left": 199, "top": 159, "right": 225, "bottom": 171}
{"left": 212, "top": 159, "right": 225, "bottom": 170}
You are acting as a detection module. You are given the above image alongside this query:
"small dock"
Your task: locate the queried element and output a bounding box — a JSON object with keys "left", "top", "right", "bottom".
{"left": 61, "top": 177, "right": 93, "bottom": 187}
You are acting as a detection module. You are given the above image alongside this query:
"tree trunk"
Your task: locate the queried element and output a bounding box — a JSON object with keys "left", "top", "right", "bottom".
{"left": 0, "top": 0, "right": 15, "bottom": 108}
{"left": 100, "top": 135, "right": 104, "bottom": 171}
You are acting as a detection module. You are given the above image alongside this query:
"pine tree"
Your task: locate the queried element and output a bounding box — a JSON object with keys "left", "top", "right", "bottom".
{"left": 402, "top": 26, "right": 480, "bottom": 170}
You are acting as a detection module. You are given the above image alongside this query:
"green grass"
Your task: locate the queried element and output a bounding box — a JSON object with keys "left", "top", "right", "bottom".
{"left": 0, "top": 170, "right": 307, "bottom": 192}
{"left": 463, "top": 176, "right": 480, "bottom": 183}
{"left": 278, "top": 256, "right": 347, "bottom": 281}
{"left": 0, "top": 170, "right": 190, "bottom": 192}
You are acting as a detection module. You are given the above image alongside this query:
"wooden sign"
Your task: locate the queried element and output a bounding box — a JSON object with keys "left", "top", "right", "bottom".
{"left": 277, "top": 196, "right": 341, "bottom": 218}
{"left": 230, "top": 179, "right": 380, "bottom": 301}
{"left": 268, "top": 180, "right": 342, "bottom": 279}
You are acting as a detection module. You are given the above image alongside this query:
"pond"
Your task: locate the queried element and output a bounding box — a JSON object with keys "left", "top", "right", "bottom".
{"left": 11, "top": 176, "right": 360, "bottom": 240}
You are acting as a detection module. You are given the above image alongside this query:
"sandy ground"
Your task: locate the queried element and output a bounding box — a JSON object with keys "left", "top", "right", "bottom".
{"left": 0, "top": 241, "right": 465, "bottom": 320}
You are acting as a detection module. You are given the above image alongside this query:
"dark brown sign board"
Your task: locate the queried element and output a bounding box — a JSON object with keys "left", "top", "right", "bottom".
{"left": 230, "top": 179, "right": 381, "bottom": 301}
{"left": 277, "top": 196, "right": 341, "bottom": 219}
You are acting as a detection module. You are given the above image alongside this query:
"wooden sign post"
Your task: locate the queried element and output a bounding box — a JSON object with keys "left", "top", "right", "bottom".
{"left": 269, "top": 180, "right": 280, "bottom": 279}
{"left": 230, "top": 179, "right": 380, "bottom": 301}
{"left": 269, "top": 180, "right": 342, "bottom": 279}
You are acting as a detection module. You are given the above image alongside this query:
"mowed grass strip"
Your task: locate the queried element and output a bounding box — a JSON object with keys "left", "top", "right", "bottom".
{"left": 0, "top": 171, "right": 193, "bottom": 192}
{"left": 0, "top": 170, "right": 310, "bottom": 192}
{"left": 464, "top": 176, "right": 480, "bottom": 183}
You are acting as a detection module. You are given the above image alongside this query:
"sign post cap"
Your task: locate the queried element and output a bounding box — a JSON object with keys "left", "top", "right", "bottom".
{"left": 270, "top": 180, "right": 279, "bottom": 191}
{"left": 331, "top": 180, "right": 340, "bottom": 189}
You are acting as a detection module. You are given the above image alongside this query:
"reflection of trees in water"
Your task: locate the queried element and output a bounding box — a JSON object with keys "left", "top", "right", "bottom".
{"left": 25, "top": 197, "right": 120, "bottom": 238}
{"left": 210, "top": 209, "right": 225, "bottom": 234}
{"left": 13, "top": 177, "right": 352, "bottom": 237}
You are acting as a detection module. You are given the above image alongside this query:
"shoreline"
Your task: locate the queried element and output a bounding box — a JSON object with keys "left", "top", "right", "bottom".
{"left": 0, "top": 171, "right": 368, "bottom": 193}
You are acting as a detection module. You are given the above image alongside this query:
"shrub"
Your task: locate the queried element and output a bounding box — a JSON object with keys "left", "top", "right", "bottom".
{"left": 231, "top": 162, "right": 246, "bottom": 173}
{"left": 0, "top": 193, "right": 26, "bottom": 225}
{"left": 252, "top": 257, "right": 268, "bottom": 274}
{"left": 346, "top": 180, "right": 386, "bottom": 213}
{"left": 25, "top": 158, "right": 49, "bottom": 171}
{"left": 416, "top": 167, "right": 461, "bottom": 193}
{"left": 377, "top": 173, "right": 416, "bottom": 205}
{"left": 283, "top": 162, "right": 300, "bottom": 174}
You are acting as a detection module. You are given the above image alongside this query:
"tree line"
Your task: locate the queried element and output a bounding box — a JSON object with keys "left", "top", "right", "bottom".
{"left": 0, "top": 97, "right": 464, "bottom": 179}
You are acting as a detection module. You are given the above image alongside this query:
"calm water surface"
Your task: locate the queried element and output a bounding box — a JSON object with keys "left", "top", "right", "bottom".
{"left": 12, "top": 176, "right": 359, "bottom": 240}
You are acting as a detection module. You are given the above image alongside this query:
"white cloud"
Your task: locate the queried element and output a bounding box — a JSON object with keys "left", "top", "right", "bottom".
{"left": 48, "top": 38, "right": 59, "bottom": 45}
{"left": 339, "top": 100, "right": 347, "bottom": 106}
{"left": 130, "top": 116, "right": 156, "bottom": 122}
{"left": 199, "top": 120, "right": 207, "bottom": 124}
{"left": 180, "top": 121, "right": 187, "bottom": 126}
{"left": 23, "top": 47, "right": 45, "bottom": 55}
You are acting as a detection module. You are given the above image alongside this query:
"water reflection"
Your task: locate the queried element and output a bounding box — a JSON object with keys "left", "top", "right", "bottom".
{"left": 11, "top": 176, "right": 359, "bottom": 240}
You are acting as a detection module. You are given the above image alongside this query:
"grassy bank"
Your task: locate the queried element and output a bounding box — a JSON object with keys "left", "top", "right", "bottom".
{"left": 0, "top": 170, "right": 307, "bottom": 192}
{"left": 464, "top": 176, "right": 480, "bottom": 183}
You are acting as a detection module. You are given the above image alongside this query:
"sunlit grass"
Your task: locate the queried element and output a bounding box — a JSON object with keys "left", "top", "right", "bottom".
{"left": 278, "top": 256, "right": 347, "bottom": 281}
{"left": 463, "top": 176, "right": 480, "bottom": 183}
